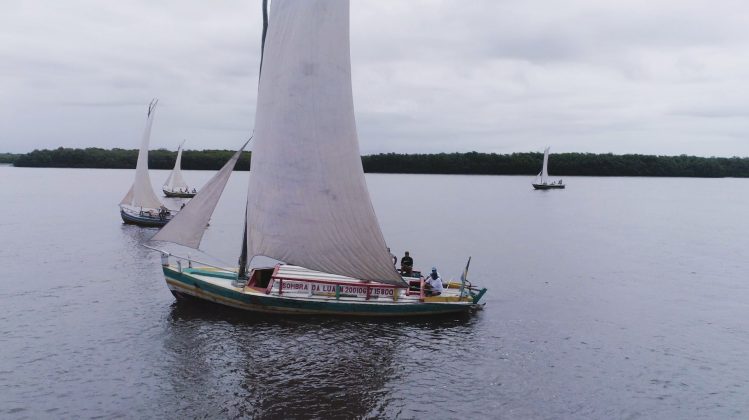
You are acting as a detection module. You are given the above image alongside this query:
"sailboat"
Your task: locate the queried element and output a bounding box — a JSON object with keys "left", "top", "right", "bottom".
{"left": 532, "top": 146, "right": 565, "bottom": 190}
{"left": 163, "top": 141, "right": 197, "bottom": 198}
{"left": 119, "top": 99, "right": 174, "bottom": 227}
{"left": 146, "top": 0, "right": 487, "bottom": 316}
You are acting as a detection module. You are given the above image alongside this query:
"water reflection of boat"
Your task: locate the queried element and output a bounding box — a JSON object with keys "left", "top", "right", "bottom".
{"left": 119, "top": 99, "right": 174, "bottom": 227}
{"left": 163, "top": 140, "right": 197, "bottom": 198}
{"left": 532, "top": 146, "right": 565, "bottom": 190}
{"left": 147, "top": 0, "right": 486, "bottom": 316}
{"left": 163, "top": 301, "right": 477, "bottom": 417}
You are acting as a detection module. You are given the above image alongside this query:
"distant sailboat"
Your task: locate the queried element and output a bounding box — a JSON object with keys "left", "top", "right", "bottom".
{"left": 146, "top": 0, "right": 487, "bottom": 316}
{"left": 163, "top": 141, "right": 196, "bottom": 198}
{"left": 532, "top": 146, "right": 565, "bottom": 190}
{"left": 119, "top": 99, "right": 174, "bottom": 227}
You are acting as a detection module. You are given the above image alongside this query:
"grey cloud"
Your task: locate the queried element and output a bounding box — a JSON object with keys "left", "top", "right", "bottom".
{"left": 1, "top": 0, "right": 748, "bottom": 157}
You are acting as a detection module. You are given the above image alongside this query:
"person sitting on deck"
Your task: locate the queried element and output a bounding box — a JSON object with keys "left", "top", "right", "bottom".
{"left": 424, "top": 267, "right": 443, "bottom": 296}
{"left": 400, "top": 251, "right": 414, "bottom": 276}
{"left": 388, "top": 247, "right": 397, "bottom": 266}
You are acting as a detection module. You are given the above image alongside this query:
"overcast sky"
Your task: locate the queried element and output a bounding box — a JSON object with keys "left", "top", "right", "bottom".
{"left": 2, "top": 0, "right": 748, "bottom": 156}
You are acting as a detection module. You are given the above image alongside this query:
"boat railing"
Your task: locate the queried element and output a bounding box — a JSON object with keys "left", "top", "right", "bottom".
{"left": 152, "top": 250, "right": 232, "bottom": 275}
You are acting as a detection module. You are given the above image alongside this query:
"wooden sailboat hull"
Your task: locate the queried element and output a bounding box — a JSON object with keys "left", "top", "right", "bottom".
{"left": 120, "top": 209, "right": 172, "bottom": 227}
{"left": 162, "top": 265, "right": 484, "bottom": 316}
{"left": 532, "top": 183, "right": 565, "bottom": 190}
{"left": 163, "top": 189, "right": 196, "bottom": 198}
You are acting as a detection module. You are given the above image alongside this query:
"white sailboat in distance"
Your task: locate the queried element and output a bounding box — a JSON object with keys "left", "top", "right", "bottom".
{"left": 163, "top": 140, "right": 197, "bottom": 198}
{"left": 120, "top": 99, "right": 175, "bottom": 227}
{"left": 532, "top": 146, "right": 565, "bottom": 190}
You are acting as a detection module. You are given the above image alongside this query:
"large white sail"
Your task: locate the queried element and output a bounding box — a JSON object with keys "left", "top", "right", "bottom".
{"left": 120, "top": 100, "right": 163, "bottom": 210}
{"left": 150, "top": 142, "right": 248, "bottom": 249}
{"left": 245, "top": 0, "right": 404, "bottom": 285}
{"left": 164, "top": 140, "right": 189, "bottom": 192}
{"left": 540, "top": 146, "right": 550, "bottom": 184}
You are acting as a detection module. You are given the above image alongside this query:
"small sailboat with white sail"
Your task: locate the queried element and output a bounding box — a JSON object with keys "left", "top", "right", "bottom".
{"left": 146, "top": 0, "right": 486, "bottom": 316}
{"left": 163, "top": 141, "right": 197, "bottom": 198}
{"left": 532, "top": 146, "right": 565, "bottom": 190}
{"left": 119, "top": 99, "right": 174, "bottom": 227}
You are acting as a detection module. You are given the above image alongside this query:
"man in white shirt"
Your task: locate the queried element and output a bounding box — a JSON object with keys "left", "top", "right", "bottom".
{"left": 424, "top": 267, "right": 443, "bottom": 296}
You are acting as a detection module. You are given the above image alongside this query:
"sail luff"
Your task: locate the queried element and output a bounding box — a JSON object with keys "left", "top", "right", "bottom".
{"left": 245, "top": 0, "right": 405, "bottom": 286}
{"left": 119, "top": 185, "right": 134, "bottom": 206}
{"left": 150, "top": 140, "right": 249, "bottom": 249}
{"left": 121, "top": 99, "right": 164, "bottom": 210}
{"left": 238, "top": 0, "right": 270, "bottom": 277}
{"left": 163, "top": 171, "right": 173, "bottom": 189}
{"left": 237, "top": 205, "right": 249, "bottom": 279}
{"left": 175, "top": 141, "right": 184, "bottom": 173}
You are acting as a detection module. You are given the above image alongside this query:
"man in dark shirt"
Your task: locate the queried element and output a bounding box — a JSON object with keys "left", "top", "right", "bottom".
{"left": 400, "top": 251, "right": 413, "bottom": 276}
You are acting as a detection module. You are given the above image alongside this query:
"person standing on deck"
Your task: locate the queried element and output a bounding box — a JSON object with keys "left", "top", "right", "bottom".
{"left": 424, "top": 267, "right": 443, "bottom": 296}
{"left": 400, "top": 251, "right": 413, "bottom": 276}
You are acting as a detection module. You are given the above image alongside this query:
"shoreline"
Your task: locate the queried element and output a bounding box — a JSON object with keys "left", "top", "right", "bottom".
{"left": 3, "top": 148, "right": 749, "bottom": 178}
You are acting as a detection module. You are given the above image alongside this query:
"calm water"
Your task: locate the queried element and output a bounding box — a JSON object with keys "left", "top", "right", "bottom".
{"left": 1, "top": 166, "right": 748, "bottom": 419}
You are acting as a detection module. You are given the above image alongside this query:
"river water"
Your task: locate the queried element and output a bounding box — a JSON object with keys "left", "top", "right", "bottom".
{"left": 1, "top": 166, "right": 747, "bottom": 419}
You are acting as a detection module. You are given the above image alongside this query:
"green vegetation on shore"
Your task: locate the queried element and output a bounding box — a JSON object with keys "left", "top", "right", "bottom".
{"left": 0, "top": 153, "right": 19, "bottom": 164}
{"left": 363, "top": 152, "right": 749, "bottom": 177}
{"left": 9, "top": 147, "right": 749, "bottom": 177}
{"left": 13, "top": 147, "right": 251, "bottom": 171}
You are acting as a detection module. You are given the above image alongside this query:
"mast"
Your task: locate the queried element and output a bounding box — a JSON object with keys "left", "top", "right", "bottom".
{"left": 237, "top": 0, "right": 270, "bottom": 279}
{"left": 259, "top": 0, "right": 269, "bottom": 76}
{"left": 237, "top": 207, "right": 249, "bottom": 279}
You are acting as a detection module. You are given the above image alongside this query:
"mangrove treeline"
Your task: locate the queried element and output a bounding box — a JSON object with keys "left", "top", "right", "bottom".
{"left": 10, "top": 147, "right": 749, "bottom": 177}
{"left": 14, "top": 148, "right": 252, "bottom": 171}
{"left": 0, "top": 153, "right": 19, "bottom": 164}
